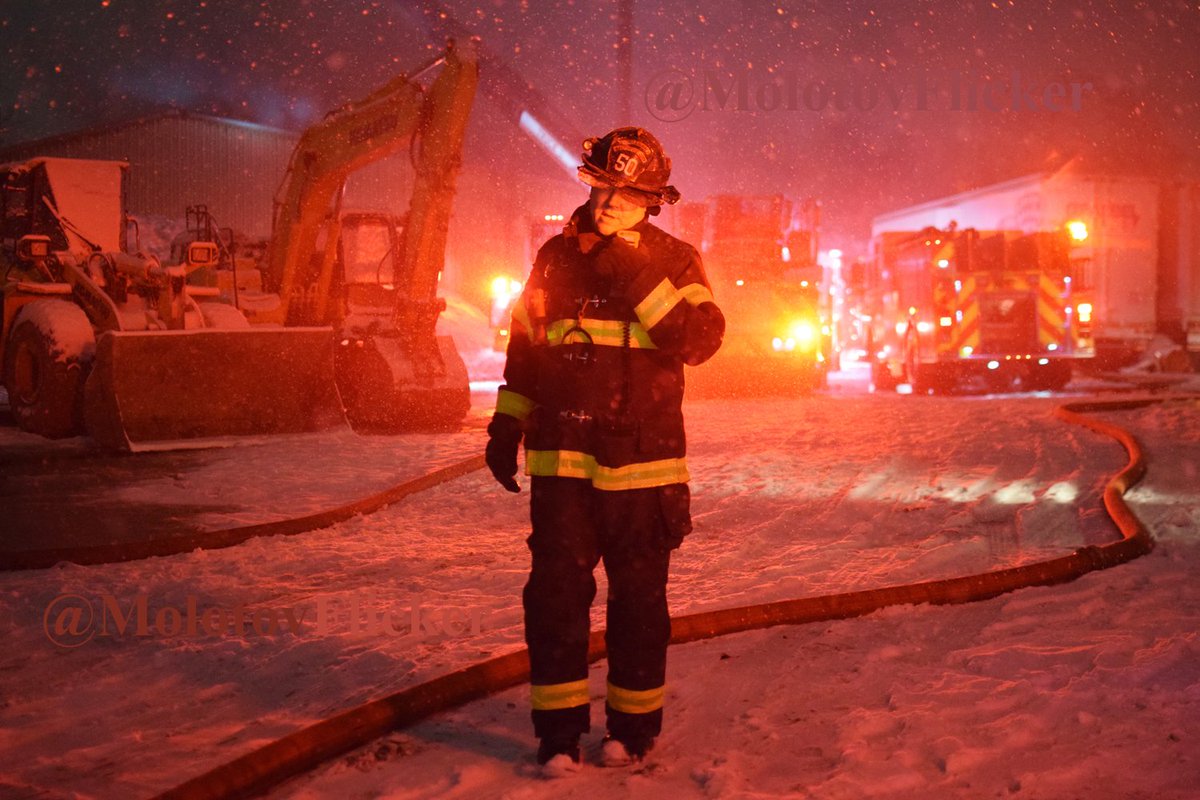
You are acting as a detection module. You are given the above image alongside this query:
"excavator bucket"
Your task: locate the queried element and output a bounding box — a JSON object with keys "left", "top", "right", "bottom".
{"left": 83, "top": 327, "right": 348, "bottom": 451}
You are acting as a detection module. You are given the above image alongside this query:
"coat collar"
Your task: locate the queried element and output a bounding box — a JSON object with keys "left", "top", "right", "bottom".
{"left": 564, "top": 203, "right": 647, "bottom": 254}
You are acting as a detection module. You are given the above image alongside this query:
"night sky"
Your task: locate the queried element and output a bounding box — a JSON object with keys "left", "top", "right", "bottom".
{"left": 2, "top": 0, "right": 1198, "bottom": 248}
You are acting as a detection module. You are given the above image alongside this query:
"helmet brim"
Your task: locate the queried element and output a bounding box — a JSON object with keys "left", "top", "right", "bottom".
{"left": 578, "top": 166, "right": 680, "bottom": 207}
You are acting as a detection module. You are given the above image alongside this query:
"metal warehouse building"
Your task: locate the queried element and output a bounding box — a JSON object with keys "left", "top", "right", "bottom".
{"left": 0, "top": 110, "right": 413, "bottom": 240}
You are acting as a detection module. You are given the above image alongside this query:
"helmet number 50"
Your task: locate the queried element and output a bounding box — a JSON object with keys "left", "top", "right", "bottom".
{"left": 613, "top": 153, "right": 640, "bottom": 178}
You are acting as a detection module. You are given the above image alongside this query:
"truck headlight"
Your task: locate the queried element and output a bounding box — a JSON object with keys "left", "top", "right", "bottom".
{"left": 787, "top": 320, "right": 817, "bottom": 346}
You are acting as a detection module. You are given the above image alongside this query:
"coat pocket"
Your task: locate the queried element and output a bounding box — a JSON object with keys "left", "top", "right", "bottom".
{"left": 657, "top": 482, "right": 693, "bottom": 550}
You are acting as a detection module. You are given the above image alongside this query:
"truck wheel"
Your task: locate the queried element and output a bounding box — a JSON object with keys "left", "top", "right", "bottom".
{"left": 1025, "top": 361, "right": 1072, "bottom": 392}
{"left": 2, "top": 300, "right": 95, "bottom": 438}
{"left": 912, "top": 363, "right": 947, "bottom": 395}
{"left": 984, "top": 366, "right": 1014, "bottom": 393}
{"left": 871, "top": 360, "right": 897, "bottom": 392}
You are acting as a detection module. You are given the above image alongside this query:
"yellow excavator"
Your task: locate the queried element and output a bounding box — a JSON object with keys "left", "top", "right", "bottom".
{"left": 0, "top": 157, "right": 345, "bottom": 450}
{"left": 240, "top": 38, "right": 477, "bottom": 431}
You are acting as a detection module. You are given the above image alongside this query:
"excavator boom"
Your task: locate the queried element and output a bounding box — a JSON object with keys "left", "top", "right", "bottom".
{"left": 256, "top": 40, "right": 478, "bottom": 431}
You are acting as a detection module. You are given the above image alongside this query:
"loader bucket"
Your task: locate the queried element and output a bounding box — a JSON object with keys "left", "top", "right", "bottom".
{"left": 83, "top": 327, "right": 348, "bottom": 451}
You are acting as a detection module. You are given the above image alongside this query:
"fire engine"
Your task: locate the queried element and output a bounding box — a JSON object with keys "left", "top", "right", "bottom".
{"left": 870, "top": 167, "right": 1199, "bottom": 370}
{"left": 867, "top": 225, "right": 1093, "bottom": 393}
{"left": 680, "top": 194, "right": 831, "bottom": 395}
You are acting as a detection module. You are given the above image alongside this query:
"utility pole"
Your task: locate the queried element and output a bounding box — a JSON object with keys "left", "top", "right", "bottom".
{"left": 617, "top": 0, "right": 633, "bottom": 122}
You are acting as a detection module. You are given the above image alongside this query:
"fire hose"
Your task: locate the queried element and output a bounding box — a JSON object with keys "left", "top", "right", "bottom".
{"left": 152, "top": 395, "right": 1193, "bottom": 800}
{"left": 1, "top": 455, "right": 486, "bottom": 571}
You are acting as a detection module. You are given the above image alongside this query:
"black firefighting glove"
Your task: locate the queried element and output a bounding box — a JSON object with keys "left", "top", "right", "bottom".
{"left": 593, "top": 235, "right": 652, "bottom": 291}
{"left": 485, "top": 414, "right": 522, "bottom": 493}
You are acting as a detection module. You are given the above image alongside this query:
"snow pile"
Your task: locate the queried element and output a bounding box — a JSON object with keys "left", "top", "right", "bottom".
{"left": 1120, "top": 334, "right": 1196, "bottom": 375}
{"left": 128, "top": 213, "right": 187, "bottom": 261}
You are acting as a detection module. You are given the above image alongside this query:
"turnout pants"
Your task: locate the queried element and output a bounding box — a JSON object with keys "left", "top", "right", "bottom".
{"left": 524, "top": 475, "right": 688, "bottom": 742}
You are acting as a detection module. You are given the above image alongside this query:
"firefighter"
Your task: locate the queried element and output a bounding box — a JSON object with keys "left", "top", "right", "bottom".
{"left": 485, "top": 126, "right": 725, "bottom": 772}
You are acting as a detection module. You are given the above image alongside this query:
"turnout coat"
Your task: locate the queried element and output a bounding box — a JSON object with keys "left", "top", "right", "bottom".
{"left": 494, "top": 204, "right": 725, "bottom": 493}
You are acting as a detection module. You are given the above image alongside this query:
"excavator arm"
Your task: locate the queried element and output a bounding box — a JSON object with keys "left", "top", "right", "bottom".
{"left": 246, "top": 39, "right": 479, "bottom": 432}
{"left": 264, "top": 39, "right": 479, "bottom": 328}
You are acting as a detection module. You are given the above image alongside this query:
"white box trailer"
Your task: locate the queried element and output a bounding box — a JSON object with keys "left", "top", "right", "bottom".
{"left": 872, "top": 167, "right": 1199, "bottom": 365}
{"left": 1160, "top": 183, "right": 1200, "bottom": 353}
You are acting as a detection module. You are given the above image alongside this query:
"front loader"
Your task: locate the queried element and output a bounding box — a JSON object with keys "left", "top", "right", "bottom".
{"left": 0, "top": 157, "right": 346, "bottom": 450}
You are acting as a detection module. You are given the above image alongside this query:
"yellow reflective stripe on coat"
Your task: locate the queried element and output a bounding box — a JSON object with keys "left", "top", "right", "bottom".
{"left": 634, "top": 278, "right": 681, "bottom": 330}
{"left": 525, "top": 450, "right": 690, "bottom": 491}
{"left": 635, "top": 278, "right": 717, "bottom": 330}
{"left": 678, "top": 282, "right": 715, "bottom": 307}
{"left": 495, "top": 389, "right": 534, "bottom": 421}
{"left": 606, "top": 681, "right": 665, "bottom": 714}
{"left": 543, "top": 318, "right": 657, "bottom": 349}
{"left": 531, "top": 679, "right": 590, "bottom": 711}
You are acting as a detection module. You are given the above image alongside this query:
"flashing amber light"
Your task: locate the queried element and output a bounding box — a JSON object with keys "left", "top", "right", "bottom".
{"left": 491, "top": 276, "right": 523, "bottom": 309}
{"left": 939, "top": 316, "right": 953, "bottom": 327}
{"left": 735, "top": 279, "right": 745, "bottom": 286}
{"left": 1066, "top": 220, "right": 1089, "bottom": 241}
{"left": 937, "top": 259, "right": 949, "bottom": 268}
{"left": 788, "top": 320, "right": 817, "bottom": 345}
{"left": 1076, "top": 302, "right": 1093, "bottom": 323}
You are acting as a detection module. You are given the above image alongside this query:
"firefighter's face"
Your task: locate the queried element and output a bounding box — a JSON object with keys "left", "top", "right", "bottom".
{"left": 589, "top": 186, "right": 647, "bottom": 236}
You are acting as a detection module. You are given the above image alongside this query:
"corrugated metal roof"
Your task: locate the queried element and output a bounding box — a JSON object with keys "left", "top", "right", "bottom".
{"left": 872, "top": 172, "right": 1046, "bottom": 226}
{"left": 0, "top": 109, "right": 296, "bottom": 160}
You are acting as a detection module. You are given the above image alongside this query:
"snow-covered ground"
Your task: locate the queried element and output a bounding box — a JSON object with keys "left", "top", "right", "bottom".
{"left": 1, "top": 370, "right": 1198, "bottom": 799}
